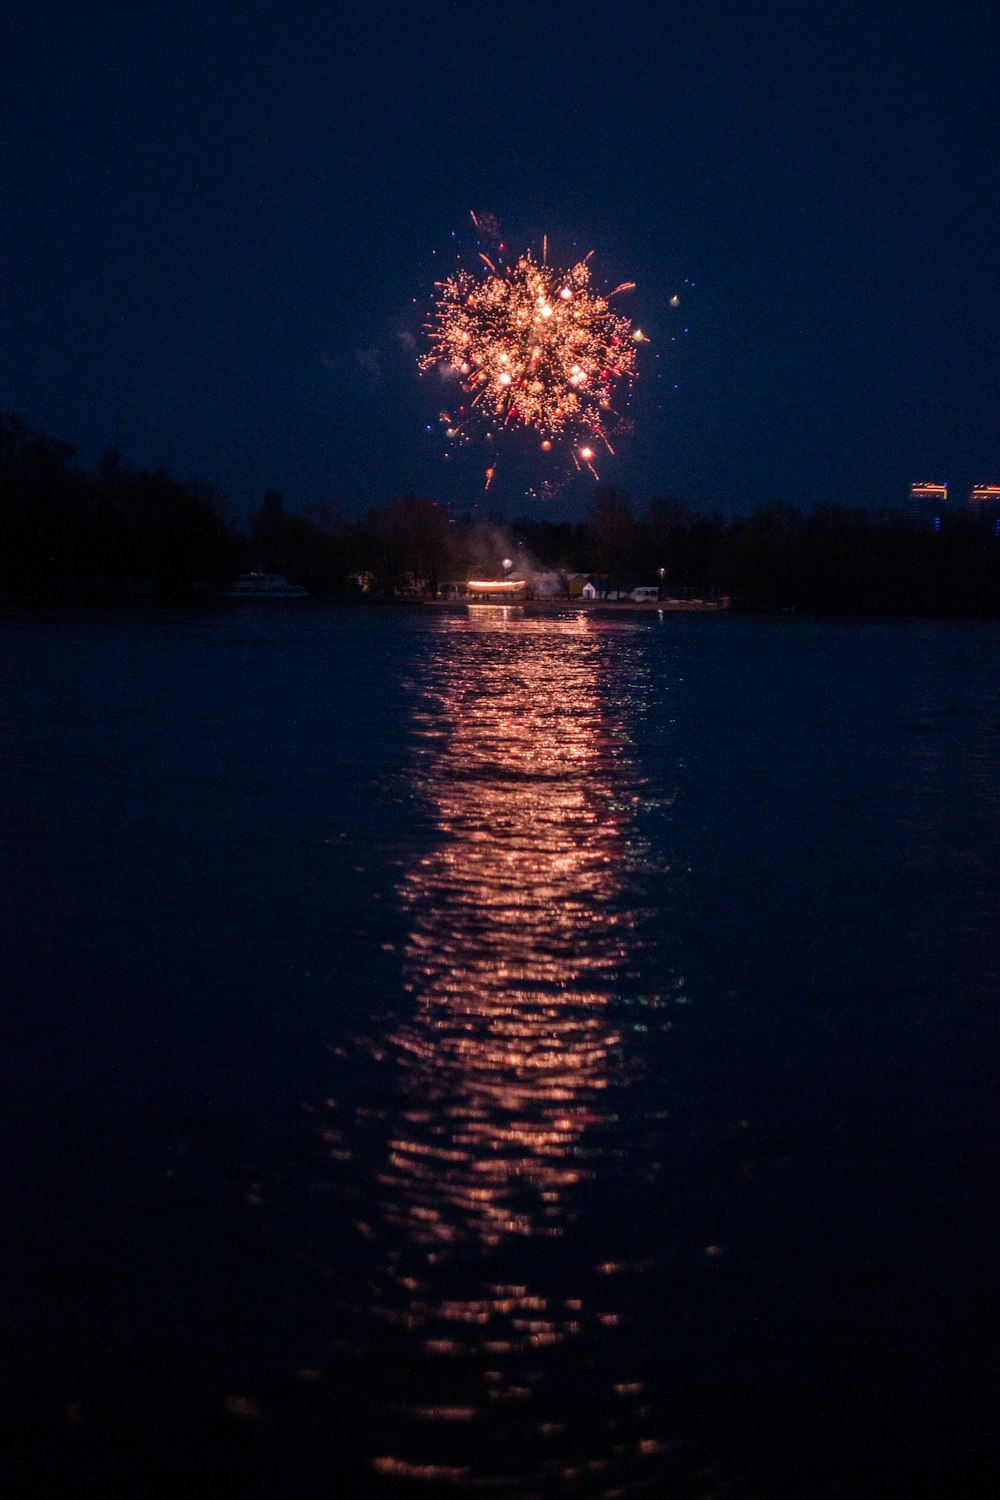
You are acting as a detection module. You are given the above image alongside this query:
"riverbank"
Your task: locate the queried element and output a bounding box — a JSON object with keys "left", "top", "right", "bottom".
{"left": 417, "top": 594, "right": 730, "bottom": 612}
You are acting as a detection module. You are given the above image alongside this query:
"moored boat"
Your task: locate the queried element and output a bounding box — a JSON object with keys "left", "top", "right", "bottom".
{"left": 219, "top": 571, "right": 308, "bottom": 600}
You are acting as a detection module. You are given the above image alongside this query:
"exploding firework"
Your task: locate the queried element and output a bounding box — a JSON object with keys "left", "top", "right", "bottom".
{"left": 420, "top": 235, "right": 642, "bottom": 478}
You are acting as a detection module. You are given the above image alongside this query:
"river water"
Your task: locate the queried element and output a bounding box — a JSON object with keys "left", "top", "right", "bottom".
{"left": 1, "top": 604, "right": 998, "bottom": 1497}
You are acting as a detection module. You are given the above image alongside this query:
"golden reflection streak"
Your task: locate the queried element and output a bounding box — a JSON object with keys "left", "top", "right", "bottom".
{"left": 386, "top": 613, "right": 631, "bottom": 1255}
{"left": 354, "top": 613, "right": 665, "bottom": 1487}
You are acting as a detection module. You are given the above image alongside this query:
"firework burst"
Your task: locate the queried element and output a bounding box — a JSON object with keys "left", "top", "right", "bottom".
{"left": 420, "top": 234, "right": 643, "bottom": 478}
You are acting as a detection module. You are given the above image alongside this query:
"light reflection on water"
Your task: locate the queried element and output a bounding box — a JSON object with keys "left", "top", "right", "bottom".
{"left": 392, "top": 611, "right": 630, "bottom": 1250}
{"left": 324, "top": 610, "right": 688, "bottom": 1495}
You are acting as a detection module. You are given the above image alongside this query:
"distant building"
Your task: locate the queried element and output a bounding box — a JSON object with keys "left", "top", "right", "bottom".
{"left": 909, "top": 481, "right": 948, "bottom": 531}
{"left": 581, "top": 577, "right": 628, "bottom": 600}
{"left": 969, "top": 484, "right": 1000, "bottom": 535}
{"left": 909, "top": 482, "right": 947, "bottom": 504}
{"left": 467, "top": 577, "right": 527, "bottom": 602}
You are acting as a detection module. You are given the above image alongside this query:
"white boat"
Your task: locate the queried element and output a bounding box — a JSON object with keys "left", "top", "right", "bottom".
{"left": 220, "top": 571, "right": 308, "bottom": 600}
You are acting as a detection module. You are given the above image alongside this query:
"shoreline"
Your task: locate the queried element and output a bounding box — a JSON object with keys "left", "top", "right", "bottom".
{"left": 418, "top": 595, "right": 730, "bottom": 613}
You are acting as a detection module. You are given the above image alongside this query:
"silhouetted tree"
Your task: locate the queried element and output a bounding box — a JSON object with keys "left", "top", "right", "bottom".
{"left": 3, "top": 411, "right": 998, "bottom": 615}
{"left": 0, "top": 413, "right": 84, "bottom": 586}
{"left": 586, "top": 485, "right": 638, "bottom": 579}
{"left": 366, "top": 494, "right": 450, "bottom": 594}
{"left": 0, "top": 413, "right": 240, "bottom": 598}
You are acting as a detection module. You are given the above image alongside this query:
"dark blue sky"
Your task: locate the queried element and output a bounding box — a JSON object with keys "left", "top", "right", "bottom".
{"left": 2, "top": 0, "right": 997, "bottom": 518}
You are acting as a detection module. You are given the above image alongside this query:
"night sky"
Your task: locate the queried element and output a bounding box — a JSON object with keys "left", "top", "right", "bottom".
{"left": 2, "top": 0, "right": 997, "bottom": 518}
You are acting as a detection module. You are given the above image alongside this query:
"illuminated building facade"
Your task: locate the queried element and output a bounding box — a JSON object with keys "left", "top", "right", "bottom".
{"left": 969, "top": 484, "right": 1000, "bottom": 535}
{"left": 909, "top": 481, "right": 948, "bottom": 531}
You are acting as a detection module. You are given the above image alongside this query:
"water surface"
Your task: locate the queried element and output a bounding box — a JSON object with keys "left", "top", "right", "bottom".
{"left": 1, "top": 605, "right": 997, "bottom": 1497}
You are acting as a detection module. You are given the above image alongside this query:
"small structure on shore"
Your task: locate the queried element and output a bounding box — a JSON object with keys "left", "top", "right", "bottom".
{"left": 467, "top": 577, "right": 528, "bottom": 602}
{"left": 465, "top": 554, "right": 527, "bottom": 602}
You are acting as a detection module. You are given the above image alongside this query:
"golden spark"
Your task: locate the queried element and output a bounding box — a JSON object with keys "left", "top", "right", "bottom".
{"left": 420, "top": 243, "right": 641, "bottom": 474}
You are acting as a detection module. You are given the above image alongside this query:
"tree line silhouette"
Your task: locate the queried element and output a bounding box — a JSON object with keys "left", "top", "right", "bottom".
{"left": 2, "top": 412, "right": 998, "bottom": 616}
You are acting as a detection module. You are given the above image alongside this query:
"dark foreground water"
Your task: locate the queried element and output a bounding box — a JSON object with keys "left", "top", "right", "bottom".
{"left": 1, "top": 604, "right": 998, "bottom": 1498}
